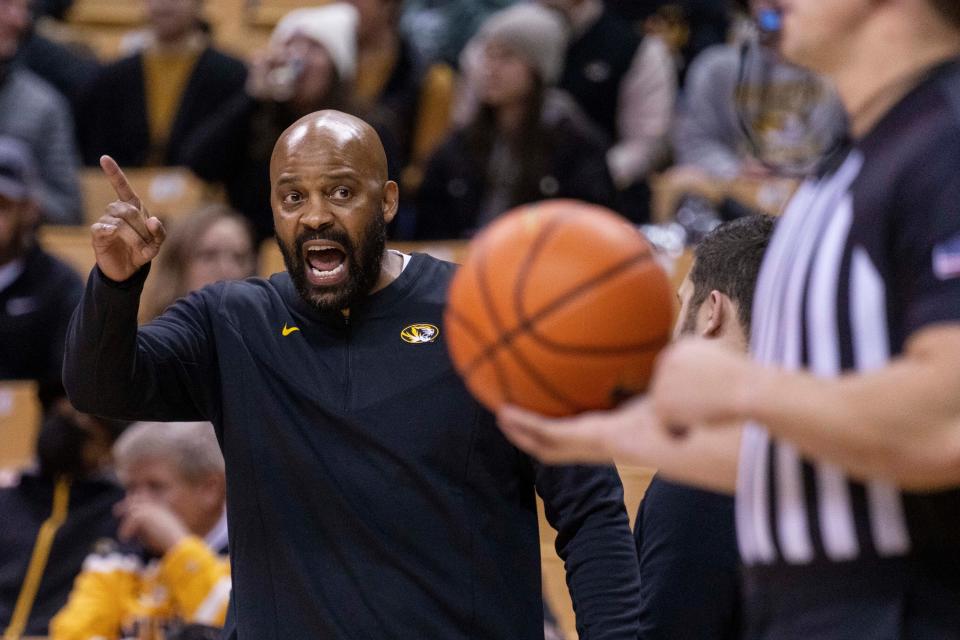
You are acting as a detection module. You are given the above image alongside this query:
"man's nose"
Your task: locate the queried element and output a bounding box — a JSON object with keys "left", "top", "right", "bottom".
{"left": 299, "top": 200, "right": 335, "bottom": 229}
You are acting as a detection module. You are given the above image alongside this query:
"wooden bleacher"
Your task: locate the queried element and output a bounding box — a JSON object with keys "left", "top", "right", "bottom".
{"left": 38, "top": 226, "right": 95, "bottom": 276}
{"left": 62, "top": 0, "right": 322, "bottom": 60}
{"left": 245, "top": 0, "right": 335, "bottom": 29}
{"left": 80, "top": 167, "right": 222, "bottom": 226}
{"left": 0, "top": 381, "right": 41, "bottom": 471}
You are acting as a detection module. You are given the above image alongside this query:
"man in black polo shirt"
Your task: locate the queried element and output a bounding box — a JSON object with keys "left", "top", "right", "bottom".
{"left": 63, "top": 110, "right": 641, "bottom": 638}
{"left": 500, "top": 1, "right": 960, "bottom": 638}
{"left": 0, "top": 136, "right": 81, "bottom": 408}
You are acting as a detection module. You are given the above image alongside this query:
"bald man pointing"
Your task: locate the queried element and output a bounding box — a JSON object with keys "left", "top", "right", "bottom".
{"left": 63, "top": 111, "right": 640, "bottom": 639}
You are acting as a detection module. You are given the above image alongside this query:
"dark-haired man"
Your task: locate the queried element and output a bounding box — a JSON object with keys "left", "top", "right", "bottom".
{"left": 501, "top": 0, "right": 960, "bottom": 637}
{"left": 636, "top": 215, "right": 772, "bottom": 640}
{"left": 500, "top": 215, "right": 775, "bottom": 639}
{"left": 63, "top": 110, "right": 641, "bottom": 639}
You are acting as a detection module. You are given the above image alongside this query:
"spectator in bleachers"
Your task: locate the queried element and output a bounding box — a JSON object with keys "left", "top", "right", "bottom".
{"left": 0, "top": 137, "right": 83, "bottom": 409}
{"left": 182, "top": 2, "right": 399, "bottom": 243}
{"left": 0, "top": 0, "right": 82, "bottom": 224}
{"left": 608, "top": 0, "right": 733, "bottom": 84}
{"left": 34, "top": 0, "right": 74, "bottom": 21}
{"left": 399, "top": 0, "right": 513, "bottom": 68}
{"left": 51, "top": 420, "right": 230, "bottom": 640}
{"left": 16, "top": 3, "right": 100, "bottom": 119}
{"left": 664, "top": 0, "right": 846, "bottom": 211}
{"left": 0, "top": 402, "right": 127, "bottom": 638}
{"left": 541, "top": 0, "right": 676, "bottom": 223}
{"left": 415, "top": 4, "right": 615, "bottom": 239}
{"left": 351, "top": 0, "right": 455, "bottom": 197}
{"left": 79, "top": 0, "right": 246, "bottom": 168}
{"left": 138, "top": 204, "right": 257, "bottom": 323}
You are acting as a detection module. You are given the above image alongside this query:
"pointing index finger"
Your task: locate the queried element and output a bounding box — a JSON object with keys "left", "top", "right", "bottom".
{"left": 99, "top": 155, "right": 142, "bottom": 209}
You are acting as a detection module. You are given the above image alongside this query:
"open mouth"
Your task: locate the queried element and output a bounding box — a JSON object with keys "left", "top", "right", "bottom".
{"left": 303, "top": 239, "right": 349, "bottom": 287}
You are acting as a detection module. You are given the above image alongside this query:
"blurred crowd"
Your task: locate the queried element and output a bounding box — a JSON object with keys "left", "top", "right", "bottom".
{"left": 0, "top": 0, "right": 849, "bottom": 637}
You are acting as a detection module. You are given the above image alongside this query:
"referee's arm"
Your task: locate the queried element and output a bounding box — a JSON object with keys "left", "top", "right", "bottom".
{"left": 653, "top": 166, "right": 960, "bottom": 490}
{"left": 652, "top": 325, "right": 960, "bottom": 490}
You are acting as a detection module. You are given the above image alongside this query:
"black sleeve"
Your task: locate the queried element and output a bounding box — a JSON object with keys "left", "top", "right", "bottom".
{"left": 535, "top": 463, "right": 640, "bottom": 639}
{"left": 63, "top": 265, "right": 220, "bottom": 422}
{"left": 893, "top": 152, "right": 960, "bottom": 336}
{"left": 635, "top": 476, "right": 741, "bottom": 640}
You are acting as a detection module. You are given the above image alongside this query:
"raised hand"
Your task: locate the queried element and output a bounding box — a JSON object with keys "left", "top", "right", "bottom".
{"left": 115, "top": 496, "right": 190, "bottom": 555}
{"left": 91, "top": 155, "right": 166, "bottom": 282}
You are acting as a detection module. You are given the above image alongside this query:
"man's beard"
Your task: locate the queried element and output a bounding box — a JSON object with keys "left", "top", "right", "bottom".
{"left": 278, "top": 212, "right": 387, "bottom": 313}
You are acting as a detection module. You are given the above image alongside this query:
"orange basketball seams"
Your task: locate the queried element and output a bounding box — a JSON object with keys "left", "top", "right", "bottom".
{"left": 445, "top": 200, "right": 674, "bottom": 417}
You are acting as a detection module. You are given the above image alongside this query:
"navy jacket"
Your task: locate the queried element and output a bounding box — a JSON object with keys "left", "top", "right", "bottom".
{"left": 634, "top": 474, "right": 741, "bottom": 640}
{"left": 0, "top": 472, "right": 123, "bottom": 636}
{"left": 63, "top": 253, "right": 640, "bottom": 639}
{"left": 0, "top": 244, "right": 82, "bottom": 407}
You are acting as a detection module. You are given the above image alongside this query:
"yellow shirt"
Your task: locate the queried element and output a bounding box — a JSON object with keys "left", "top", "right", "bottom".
{"left": 142, "top": 48, "right": 202, "bottom": 163}
{"left": 50, "top": 536, "right": 231, "bottom": 640}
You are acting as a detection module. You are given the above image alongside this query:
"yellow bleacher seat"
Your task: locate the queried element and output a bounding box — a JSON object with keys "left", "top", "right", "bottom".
{"left": 66, "top": 0, "right": 145, "bottom": 26}
{"left": 245, "top": 0, "right": 334, "bottom": 28}
{"left": 81, "top": 166, "right": 222, "bottom": 226}
{"left": 0, "top": 381, "right": 41, "bottom": 470}
{"left": 39, "top": 226, "right": 95, "bottom": 277}
{"left": 65, "top": 0, "right": 246, "bottom": 60}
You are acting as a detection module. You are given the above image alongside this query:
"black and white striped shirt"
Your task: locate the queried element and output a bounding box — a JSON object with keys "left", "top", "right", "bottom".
{"left": 737, "top": 59, "right": 960, "bottom": 575}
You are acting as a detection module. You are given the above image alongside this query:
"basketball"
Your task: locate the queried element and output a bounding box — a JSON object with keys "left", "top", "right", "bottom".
{"left": 444, "top": 200, "right": 674, "bottom": 417}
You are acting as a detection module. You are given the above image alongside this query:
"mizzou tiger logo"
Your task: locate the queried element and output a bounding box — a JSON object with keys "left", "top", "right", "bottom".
{"left": 401, "top": 323, "right": 440, "bottom": 344}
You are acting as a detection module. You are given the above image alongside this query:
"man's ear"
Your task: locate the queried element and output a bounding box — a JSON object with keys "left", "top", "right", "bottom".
{"left": 382, "top": 180, "right": 399, "bottom": 225}
{"left": 701, "top": 290, "right": 727, "bottom": 338}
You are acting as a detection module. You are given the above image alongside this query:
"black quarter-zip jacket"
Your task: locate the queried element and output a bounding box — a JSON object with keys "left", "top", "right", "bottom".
{"left": 63, "top": 253, "right": 640, "bottom": 639}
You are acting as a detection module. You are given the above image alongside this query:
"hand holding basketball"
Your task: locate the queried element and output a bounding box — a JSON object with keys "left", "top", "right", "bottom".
{"left": 91, "top": 155, "right": 166, "bottom": 282}
{"left": 445, "top": 200, "right": 674, "bottom": 417}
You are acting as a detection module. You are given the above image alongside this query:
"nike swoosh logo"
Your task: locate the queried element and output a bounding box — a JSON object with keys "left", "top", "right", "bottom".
{"left": 282, "top": 324, "right": 300, "bottom": 336}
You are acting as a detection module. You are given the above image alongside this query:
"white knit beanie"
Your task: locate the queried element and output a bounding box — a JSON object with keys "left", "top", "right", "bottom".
{"left": 473, "top": 3, "right": 570, "bottom": 85}
{"left": 271, "top": 3, "right": 359, "bottom": 82}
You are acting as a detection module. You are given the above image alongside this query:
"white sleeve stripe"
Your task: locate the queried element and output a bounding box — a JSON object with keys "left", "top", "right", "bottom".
{"left": 81, "top": 552, "right": 142, "bottom": 574}
{"left": 191, "top": 575, "right": 232, "bottom": 625}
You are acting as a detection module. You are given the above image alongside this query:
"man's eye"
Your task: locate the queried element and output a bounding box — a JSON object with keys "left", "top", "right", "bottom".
{"left": 282, "top": 192, "right": 302, "bottom": 205}
{"left": 332, "top": 187, "right": 351, "bottom": 199}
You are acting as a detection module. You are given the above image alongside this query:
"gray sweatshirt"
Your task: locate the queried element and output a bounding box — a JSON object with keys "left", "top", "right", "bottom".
{"left": 673, "top": 43, "right": 847, "bottom": 178}
{"left": 0, "top": 66, "right": 82, "bottom": 224}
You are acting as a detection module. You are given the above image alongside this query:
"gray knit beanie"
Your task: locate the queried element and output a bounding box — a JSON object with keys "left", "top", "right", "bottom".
{"left": 473, "top": 3, "right": 570, "bottom": 85}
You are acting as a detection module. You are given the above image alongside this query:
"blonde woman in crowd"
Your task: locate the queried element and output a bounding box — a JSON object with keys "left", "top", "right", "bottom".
{"left": 139, "top": 204, "right": 257, "bottom": 324}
